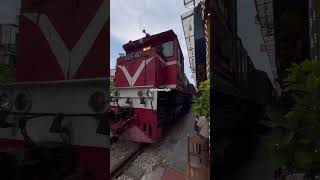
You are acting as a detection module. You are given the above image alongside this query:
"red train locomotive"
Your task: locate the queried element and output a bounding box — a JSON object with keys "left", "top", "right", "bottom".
{"left": 110, "top": 30, "right": 196, "bottom": 143}
{"left": 0, "top": 0, "right": 109, "bottom": 179}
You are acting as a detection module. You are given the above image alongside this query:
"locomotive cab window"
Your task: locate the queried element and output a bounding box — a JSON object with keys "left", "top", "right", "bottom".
{"left": 159, "top": 41, "right": 174, "bottom": 57}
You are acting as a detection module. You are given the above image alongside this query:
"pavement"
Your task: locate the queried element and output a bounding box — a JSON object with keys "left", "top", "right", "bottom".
{"left": 146, "top": 166, "right": 185, "bottom": 180}
{"left": 140, "top": 109, "right": 199, "bottom": 180}
{"left": 111, "top": 108, "right": 274, "bottom": 180}
{"left": 155, "top": 109, "right": 196, "bottom": 174}
{"left": 161, "top": 168, "right": 185, "bottom": 180}
{"left": 150, "top": 110, "right": 273, "bottom": 180}
{"left": 112, "top": 109, "right": 209, "bottom": 180}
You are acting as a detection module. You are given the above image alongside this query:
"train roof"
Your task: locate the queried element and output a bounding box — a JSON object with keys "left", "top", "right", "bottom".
{"left": 123, "top": 30, "right": 178, "bottom": 54}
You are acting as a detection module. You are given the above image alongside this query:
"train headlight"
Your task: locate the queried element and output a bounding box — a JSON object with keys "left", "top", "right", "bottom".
{"left": 14, "top": 91, "right": 32, "bottom": 112}
{"left": 0, "top": 93, "right": 11, "bottom": 111}
{"left": 146, "top": 90, "right": 154, "bottom": 98}
{"left": 89, "top": 91, "right": 107, "bottom": 112}
{"left": 138, "top": 90, "right": 144, "bottom": 97}
{"left": 143, "top": 46, "right": 151, "bottom": 51}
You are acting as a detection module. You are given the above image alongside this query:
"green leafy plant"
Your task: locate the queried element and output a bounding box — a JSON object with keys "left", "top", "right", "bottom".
{"left": 0, "top": 63, "right": 15, "bottom": 82}
{"left": 261, "top": 60, "right": 320, "bottom": 176}
{"left": 192, "top": 80, "right": 210, "bottom": 117}
{"left": 109, "top": 78, "right": 114, "bottom": 89}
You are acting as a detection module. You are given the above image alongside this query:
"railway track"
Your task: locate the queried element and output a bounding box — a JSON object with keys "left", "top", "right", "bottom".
{"left": 110, "top": 143, "right": 147, "bottom": 179}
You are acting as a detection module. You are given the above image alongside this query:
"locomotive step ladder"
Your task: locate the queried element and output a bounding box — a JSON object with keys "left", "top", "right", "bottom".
{"left": 185, "top": 135, "right": 210, "bottom": 180}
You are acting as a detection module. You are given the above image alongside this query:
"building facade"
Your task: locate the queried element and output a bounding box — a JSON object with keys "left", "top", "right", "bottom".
{"left": 0, "top": 24, "right": 17, "bottom": 65}
{"left": 201, "top": 0, "right": 212, "bottom": 82}
{"left": 181, "top": 2, "right": 210, "bottom": 87}
{"left": 194, "top": 4, "right": 207, "bottom": 86}
{"left": 273, "top": 0, "right": 310, "bottom": 82}
{"left": 309, "top": 0, "right": 320, "bottom": 62}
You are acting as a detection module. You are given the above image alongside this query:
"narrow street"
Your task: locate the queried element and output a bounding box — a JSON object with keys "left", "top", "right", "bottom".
{"left": 152, "top": 109, "right": 196, "bottom": 173}
{"left": 111, "top": 109, "right": 196, "bottom": 180}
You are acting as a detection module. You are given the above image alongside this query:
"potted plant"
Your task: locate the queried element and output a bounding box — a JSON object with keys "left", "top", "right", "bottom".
{"left": 261, "top": 60, "right": 320, "bottom": 180}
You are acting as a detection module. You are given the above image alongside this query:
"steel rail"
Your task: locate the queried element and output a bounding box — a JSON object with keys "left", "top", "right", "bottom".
{"left": 110, "top": 143, "right": 147, "bottom": 179}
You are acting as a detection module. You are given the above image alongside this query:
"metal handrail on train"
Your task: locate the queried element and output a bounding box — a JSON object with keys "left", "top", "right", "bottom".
{"left": 0, "top": 112, "right": 96, "bottom": 179}
{"left": 111, "top": 96, "right": 154, "bottom": 99}
{"left": 0, "top": 111, "right": 108, "bottom": 147}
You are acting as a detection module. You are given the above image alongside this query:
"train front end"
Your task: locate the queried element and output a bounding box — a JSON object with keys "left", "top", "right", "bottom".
{"left": 110, "top": 30, "right": 189, "bottom": 143}
{"left": 110, "top": 48, "right": 163, "bottom": 144}
{"left": 0, "top": 0, "right": 109, "bottom": 179}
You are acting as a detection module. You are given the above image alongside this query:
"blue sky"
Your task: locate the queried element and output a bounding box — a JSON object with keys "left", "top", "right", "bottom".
{"left": 110, "top": 0, "right": 198, "bottom": 85}
{"left": 0, "top": 0, "right": 20, "bottom": 23}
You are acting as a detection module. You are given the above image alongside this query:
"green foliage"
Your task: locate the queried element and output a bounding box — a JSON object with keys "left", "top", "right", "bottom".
{"left": 0, "top": 64, "right": 15, "bottom": 82}
{"left": 261, "top": 60, "right": 320, "bottom": 174}
{"left": 109, "top": 78, "right": 114, "bottom": 89}
{"left": 192, "top": 80, "right": 210, "bottom": 117}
